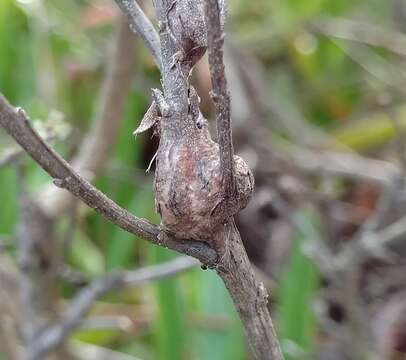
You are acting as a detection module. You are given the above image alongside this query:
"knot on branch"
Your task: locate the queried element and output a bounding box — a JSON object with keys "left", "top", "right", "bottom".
{"left": 134, "top": 0, "right": 253, "bottom": 252}
{"left": 167, "top": 0, "right": 225, "bottom": 73}
{"left": 53, "top": 177, "right": 69, "bottom": 189}
{"left": 153, "top": 87, "right": 254, "bottom": 250}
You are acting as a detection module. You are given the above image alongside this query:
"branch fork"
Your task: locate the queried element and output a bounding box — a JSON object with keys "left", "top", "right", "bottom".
{"left": 0, "top": 1, "right": 284, "bottom": 359}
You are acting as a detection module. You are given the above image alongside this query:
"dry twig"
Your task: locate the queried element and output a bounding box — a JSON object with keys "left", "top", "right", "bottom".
{"left": 113, "top": 0, "right": 162, "bottom": 70}
{"left": 0, "top": 94, "right": 217, "bottom": 265}
{"left": 313, "top": 17, "right": 406, "bottom": 58}
{"left": 28, "top": 257, "right": 198, "bottom": 359}
{"left": 204, "top": 0, "right": 235, "bottom": 199}
{"left": 40, "top": 16, "right": 138, "bottom": 217}
{"left": 0, "top": 1, "right": 285, "bottom": 359}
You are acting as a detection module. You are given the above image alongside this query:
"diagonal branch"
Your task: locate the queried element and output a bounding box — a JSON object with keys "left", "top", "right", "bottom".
{"left": 0, "top": 2, "right": 285, "bottom": 359}
{"left": 29, "top": 256, "right": 198, "bottom": 360}
{"left": 40, "top": 15, "right": 137, "bottom": 217}
{"left": 0, "top": 93, "right": 218, "bottom": 266}
{"left": 313, "top": 17, "right": 406, "bottom": 58}
{"left": 13, "top": 17, "right": 139, "bottom": 360}
{"left": 113, "top": 0, "right": 162, "bottom": 70}
{"left": 204, "top": 0, "right": 235, "bottom": 199}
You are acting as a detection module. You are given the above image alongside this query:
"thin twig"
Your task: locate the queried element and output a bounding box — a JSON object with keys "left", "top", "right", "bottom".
{"left": 287, "top": 146, "right": 400, "bottom": 185}
{"left": 217, "top": 220, "right": 284, "bottom": 360}
{"left": 0, "top": 2, "right": 285, "bottom": 359}
{"left": 40, "top": 16, "right": 137, "bottom": 217}
{"left": 0, "top": 146, "right": 24, "bottom": 168}
{"left": 203, "top": 5, "right": 282, "bottom": 357}
{"left": 28, "top": 257, "right": 198, "bottom": 359}
{"left": 333, "top": 40, "right": 406, "bottom": 93}
{"left": 0, "top": 254, "right": 23, "bottom": 359}
{"left": 0, "top": 125, "right": 62, "bottom": 169}
{"left": 204, "top": 0, "right": 235, "bottom": 199}
{"left": 313, "top": 17, "right": 406, "bottom": 58}
{"left": 114, "top": 0, "right": 162, "bottom": 70}
{"left": 0, "top": 94, "right": 218, "bottom": 266}
{"left": 0, "top": 313, "right": 20, "bottom": 360}
{"left": 18, "top": 198, "right": 61, "bottom": 360}
{"left": 335, "top": 211, "right": 406, "bottom": 270}
{"left": 16, "top": 21, "right": 138, "bottom": 359}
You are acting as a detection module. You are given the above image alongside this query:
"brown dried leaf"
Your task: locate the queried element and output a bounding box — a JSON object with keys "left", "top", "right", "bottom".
{"left": 133, "top": 102, "right": 160, "bottom": 137}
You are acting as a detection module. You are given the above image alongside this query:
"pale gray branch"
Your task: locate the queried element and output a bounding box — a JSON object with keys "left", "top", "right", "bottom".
{"left": 18, "top": 198, "right": 62, "bottom": 360}
{"left": 0, "top": 254, "right": 23, "bottom": 360}
{"left": 204, "top": 0, "right": 235, "bottom": 199}
{"left": 0, "top": 2, "right": 286, "bottom": 359}
{"left": 0, "top": 93, "right": 218, "bottom": 266}
{"left": 114, "top": 0, "right": 162, "bottom": 70}
{"left": 288, "top": 146, "right": 400, "bottom": 185}
{"left": 203, "top": 3, "right": 283, "bottom": 357}
{"left": 28, "top": 257, "right": 198, "bottom": 360}
{"left": 334, "top": 200, "right": 406, "bottom": 271}
{"left": 0, "top": 146, "right": 24, "bottom": 168}
{"left": 218, "top": 221, "right": 284, "bottom": 360}
{"left": 40, "top": 16, "right": 137, "bottom": 217}
{"left": 17, "top": 21, "right": 138, "bottom": 359}
{"left": 313, "top": 17, "right": 406, "bottom": 58}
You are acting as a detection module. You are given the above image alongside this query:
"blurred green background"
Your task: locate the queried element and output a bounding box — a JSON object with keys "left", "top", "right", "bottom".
{"left": 0, "top": 0, "right": 404, "bottom": 359}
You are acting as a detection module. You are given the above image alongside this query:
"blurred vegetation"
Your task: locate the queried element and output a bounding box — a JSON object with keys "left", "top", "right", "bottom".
{"left": 0, "top": 0, "right": 404, "bottom": 359}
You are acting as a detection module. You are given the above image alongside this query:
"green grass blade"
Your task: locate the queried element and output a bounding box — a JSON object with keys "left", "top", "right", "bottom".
{"left": 277, "top": 208, "right": 319, "bottom": 360}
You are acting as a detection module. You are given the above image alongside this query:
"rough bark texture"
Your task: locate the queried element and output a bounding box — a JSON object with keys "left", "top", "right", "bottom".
{"left": 154, "top": 88, "right": 254, "bottom": 246}
{"left": 204, "top": 0, "right": 235, "bottom": 200}
{"left": 152, "top": 0, "right": 253, "bottom": 249}
{"left": 151, "top": 1, "right": 283, "bottom": 358}
{"left": 166, "top": 0, "right": 207, "bottom": 73}
{"left": 0, "top": 0, "right": 285, "bottom": 358}
{"left": 0, "top": 94, "right": 218, "bottom": 266}
{"left": 218, "top": 221, "right": 283, "bottom": 359}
